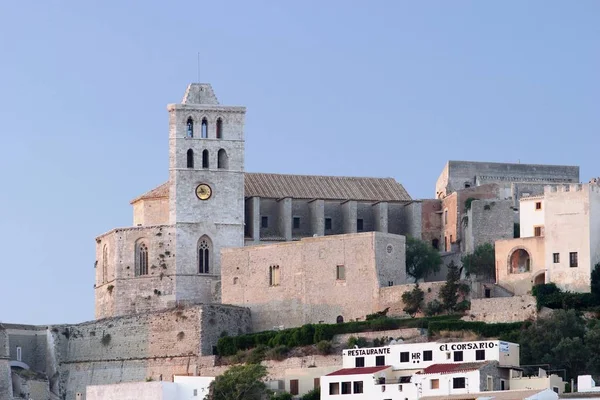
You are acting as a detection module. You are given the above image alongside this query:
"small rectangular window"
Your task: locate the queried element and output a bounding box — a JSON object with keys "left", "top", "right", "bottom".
{"left": 353, "top": 381, "right": 364, "bottom": 394}
{"left": 336, "top": 265, "right": 345, "bottom": 280}
{"left": 261, "top": 216, "right": 269, "bottom": 228}
{"left": 487, "top": 376, "right": 493, "bottom": 391}
{"left": 290, "top": 379, "right": 299, "bottom": 395}
{"left": 570, "top": 252, "right": 578, "bottom": 268}
{"left": 454, "top": 351, "right": 463, "bottom": 362}
{"left": 423, "top": 350, "right": 433, "bottom": 361}
{"left": 376, "top": 355, "right": 385, "bottom": 366}
{"left": 325, "top": 217, "right": 332, "bottom": 230}
{"left": 16, "top": 347, "right": 22, "bottom": 362}
{"left": 400, "top": 352, "right": 409, "bottom": 362}
{"left": 453, "top": 377, "right": 466, "bottom": 389}
{"left": 431, "top": 379, "right": 440, "bottom": 389}
{"left": 535, "top": 201, "right": 542, "bottom": 210}
{"left": 355, "top": 357, "right": 365, "bottom": 367}
{"left": 357, "top": 218, "right": 364, "bottom": 231}
{"left": 476, "top": 349, "right": 485, "bottom": 360}
{"left": 329, "top": 382, "right": 340, "bottom": 395}
{"left": 553, "top": 253, "right": 560, "bottom": 263}
{"left": 193, "top": 388, "right": 198, "bottom": 396}
{"left": 293, "top": 217, "right": 300, "bottom": 229}
{"left": 341, "top": 381, "right": 351, "bottom": 395}
{"left": 534, "top": 226, "right": 543, "bottom": 237}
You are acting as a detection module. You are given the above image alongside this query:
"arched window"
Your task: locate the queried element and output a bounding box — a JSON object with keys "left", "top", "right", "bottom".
{"left": 201, "top": 118, "right": 208, "bottom": 138}
{"left": 198, "top": 237, "right": 212, "bottom": 274}
{"left": 202, "top": 149, "right": 209, "bottom": 169}
{"left": 218, "top": 149, "right": 228, "bottom": 169}
{"left": 216, "top": 118, "right": 223, "bottom": 139}
{"left": 136, "top": 242, "right": 149, "bottom": 276}
{"left": 187, "top": 149, "right": 194, "bottom": 168}
{"left": 186, "top": 117, "right": 194, "bottom": 138}
{"left": 102, "top": 245, "right": 108, "bottom": 283}
{"left": 336, "top": 315, "right": 344, "bottom": 324}
{"left": 269, "top": 265, "right": 280, "bottom": 286}
{"left": 509, "top": 248, "right": 531, "bottom": 274}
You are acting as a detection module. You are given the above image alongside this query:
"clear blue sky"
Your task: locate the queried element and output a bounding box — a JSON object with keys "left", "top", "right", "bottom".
{"left": 0, "top": 1, "right": 598, "bottom": 324}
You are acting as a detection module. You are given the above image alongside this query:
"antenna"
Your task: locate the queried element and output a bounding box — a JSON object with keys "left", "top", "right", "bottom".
{"left": 197, "top": 52, "right": 200, "bottom": 83}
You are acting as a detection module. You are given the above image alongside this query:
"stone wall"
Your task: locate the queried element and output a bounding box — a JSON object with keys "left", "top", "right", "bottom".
{"left": 377, "top": 281, "right": 446, "bottom": 317}
{"left": 95, "top": 225, "right": 177, "bottom": 319}
{"left": 464, "top": 199, "right": 514, "bottom": 254}
{"left": 132, "top": 197, "right": 169, "bottom": 227}
{"left": 332, "top": 328, "right": 425, "bottom": 346}
{"left": 222, "top": 232, "right": 407, "bottom": 331}
{"left": 463, "top": 295, "right": 537, "bottom": 323}
{"left": 51, "top": 304, "right": 250, "bottom": 399}
{"left": 436, "top": 160, "right": 579, "bottom": 198}
{"left": 420, "top": 199, "right": 442, "bottom": 249}
{"left": 0, "top": 325, "right": 13, "bottom": 400}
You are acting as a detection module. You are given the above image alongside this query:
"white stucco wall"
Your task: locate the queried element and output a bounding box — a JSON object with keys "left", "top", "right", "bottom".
{"left": 544, "top": 185, "right": 593, "bottom": 292}
{"left": 520, "top": 197, "right": 545, "bottom": 238}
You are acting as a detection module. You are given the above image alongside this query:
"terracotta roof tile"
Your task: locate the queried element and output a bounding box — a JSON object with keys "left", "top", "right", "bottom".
{"left": 130, "top": 173, "right": 411, "bottom": 204}
{"left": 326, "top": 366, "right": 390, "bottom": 376}
{"left": 420, "top": 362, "right": 487, "bottom": 375}
{"left": 130, "top": 182, "right": 169, "bottom": 204}
{"left": 245, "top": 173, "right": 411, "bottom": 201}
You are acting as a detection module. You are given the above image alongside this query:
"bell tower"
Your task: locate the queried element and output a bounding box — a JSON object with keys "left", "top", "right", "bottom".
{"left": 167, "top": 83, "right": 245, "bottom": 302}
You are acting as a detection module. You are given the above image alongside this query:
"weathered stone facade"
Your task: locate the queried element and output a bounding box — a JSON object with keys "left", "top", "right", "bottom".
{"left": 222, "top": 232, "right": 407, "bottom": 331}
{"left": 464, "top": 295, "right": 537, "bottom": 323}
{"left": 0, "top": 325, "right": 13, "bottom": 400}
{"left": 463, "top": 199, "right": 514, "bottom": 254}
{"left": 2, "top": 304, "right": 250, "bottom": 399}
{"left": 435, "top": 160, "right": 579, "bottom": 199}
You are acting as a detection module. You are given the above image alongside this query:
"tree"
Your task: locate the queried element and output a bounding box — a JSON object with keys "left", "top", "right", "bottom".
{"left": 461, "top": 243, "right": 495, "bottom": 280}
{"left": 301, "top": 388, "right": 320, "bottom": 400}
{"left": 405, "top": 236, "right": 442, "bottom": 282}
{"left": 205, "top": 364, "right": 271, "bottom": 400}
{"left": 401, "top": 284, "right": 425, "bottom": 317}
{"left": 591, "top": 263, "right": 600, "bottom": 301}
{"left": 439, "top": 261, "right": 469, "bottom": 312}
{"left": 271, "top": 393, "right": 293, "bottom": 400}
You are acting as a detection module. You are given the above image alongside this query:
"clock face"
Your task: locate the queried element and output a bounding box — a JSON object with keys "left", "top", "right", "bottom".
{"left": 195, "top": 184, "right": 212, "bottom": 200}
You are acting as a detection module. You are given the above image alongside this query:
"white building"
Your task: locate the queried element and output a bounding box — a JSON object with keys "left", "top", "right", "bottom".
{"left": 86, "top": 375, "right": 214, "bottom": 400}
{"left": 320, "top": 340, "right": 564, "bottom": 400}
{"left": 496, "top": 184, "right": 600, "bottom": 295}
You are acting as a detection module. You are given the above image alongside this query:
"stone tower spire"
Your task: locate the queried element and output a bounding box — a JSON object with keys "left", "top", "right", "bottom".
{"left": 167, "top": 83, "right": 246, "bottom": 303}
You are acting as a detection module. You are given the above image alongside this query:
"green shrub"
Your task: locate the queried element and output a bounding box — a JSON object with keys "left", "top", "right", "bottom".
{"left": 316, "top": 340, "right": 333, "bottom": 355}
{"left": 216, "top": 315, "right": 463, "bottom": 356}
{"left": 246, "top": 345, "right": 267, "bottom": 365}
{"left": 424, "top": 300, "right": 444, "bottom": 316}
{"left": 346, "top": 336, "right": 368, "bottom": 349}
{"left": 265, "top": 345, "right": 289, "bottom": 361}
{"left": 428, "top": 320, "right": 528, "bottom": 339}
{"left": 271, "top": 392, "right": 293, "bottom": 400}
{"left": 301, "top": 388, "right": 320, "bottom": 400}
{"left": 532, "top": 283, "right": 598, "bottom": 311}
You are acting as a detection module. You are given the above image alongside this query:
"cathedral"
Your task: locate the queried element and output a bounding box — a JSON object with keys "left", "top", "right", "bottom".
{"left": 94, "top": 83, "right": 417, "bottom": 319}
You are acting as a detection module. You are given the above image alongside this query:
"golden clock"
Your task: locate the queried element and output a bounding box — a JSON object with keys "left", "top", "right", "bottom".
{"left": 195, "top": 184, "right": 212, "bottom": 200}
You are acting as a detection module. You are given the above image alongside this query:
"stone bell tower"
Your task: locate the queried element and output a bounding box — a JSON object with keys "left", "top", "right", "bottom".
{"left": 168, "top": 83, "right": 246, "bottom": 302}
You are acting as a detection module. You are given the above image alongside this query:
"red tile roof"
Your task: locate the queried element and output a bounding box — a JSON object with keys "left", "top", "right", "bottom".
{"left": 420, "top": 362, "right": 487, "bottom": 375}
{"left": 326, "top": 366, "right": 390, "bottom": 376}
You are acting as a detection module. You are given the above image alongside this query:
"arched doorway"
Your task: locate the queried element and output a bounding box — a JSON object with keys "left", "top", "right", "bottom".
{"left": 533, "top": 272, "right": 546, "bottom": 286}
{"left": 336, "top": 315, "right": 344, "bottom": 324}
{"left": 509, "top": 248, "right": 531, "bottom": 274}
